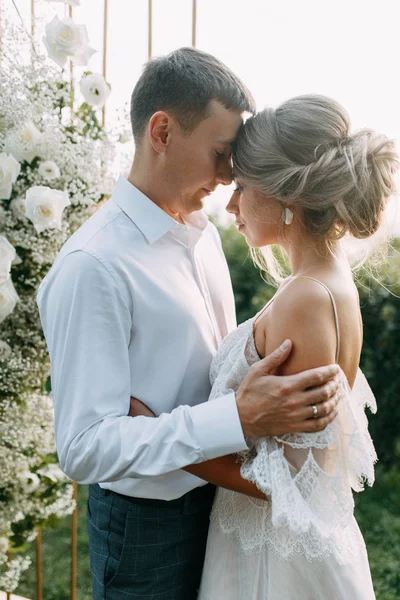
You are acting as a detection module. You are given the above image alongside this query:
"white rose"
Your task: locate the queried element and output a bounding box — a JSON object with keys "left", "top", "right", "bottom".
{"left": 10, "top": 197, "right": 27, "bottom": 220}
{"left": 4, "top": 122, "right": 43, "bottom": 164}
{"left": 0, "top": 236, "right": 16, "bottom": 283}
{"left": 37, "top": 463, "right": 65, "bottom": 483}
{"left": 0, "top": 536, "right": 9, "bottom": 554}
{"left": 38, "top": 160, "right": 61, "bottom": 180}
{"left": 43, "top": 16, "right": 96, "bottom": 69}
{"left": 80, "top": 73, "right": 110, "bottom": 108}
{"left": 0, "top": 153, "right": 21, "bottom": 200}
{"left": 0, "top": 277, "right": 19, "bottom": 324}
{"left": 0, "top": 340, "right": 12, "bottom": 362}
{"left": 25, "top": 186, "right": 70, "bottom": 234}
{"left": 18, "top": 471, "right": 40, "bottom": 494}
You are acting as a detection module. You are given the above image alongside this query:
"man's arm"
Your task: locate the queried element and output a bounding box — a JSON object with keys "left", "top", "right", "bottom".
{"left": 183, "top": 456, "right": 267, "bottom": 499}
{"left": 128, "top": 398, "right": 266, "bottom": 499}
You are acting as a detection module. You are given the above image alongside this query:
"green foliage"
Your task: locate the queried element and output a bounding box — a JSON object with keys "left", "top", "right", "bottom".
{"left": 355, "top": 466, "right": 400, "bottom": 599}
{"left": 219, "top": 225, "right": 400, "bottom": 468}
{"left": 357, "top": 245, "right": 400, "bottom": 468}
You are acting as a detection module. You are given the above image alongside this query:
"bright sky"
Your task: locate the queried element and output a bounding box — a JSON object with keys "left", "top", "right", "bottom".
{"left": 6, "top": 0, "right": 400, "bottom": 230}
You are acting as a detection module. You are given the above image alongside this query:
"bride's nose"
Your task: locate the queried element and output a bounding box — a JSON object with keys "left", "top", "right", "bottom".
{"left": 226, "top": 191, "right": 239, "bottom": 215}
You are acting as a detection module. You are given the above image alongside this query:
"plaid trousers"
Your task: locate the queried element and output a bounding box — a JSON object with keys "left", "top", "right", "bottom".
{"left": 87, "top": 483, "right": 216, "bottom": 600}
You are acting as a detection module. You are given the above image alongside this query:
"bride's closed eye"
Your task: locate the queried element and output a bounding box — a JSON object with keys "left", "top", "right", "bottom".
{"left": 234, "top": 182, "right": 244, "bottom": 193}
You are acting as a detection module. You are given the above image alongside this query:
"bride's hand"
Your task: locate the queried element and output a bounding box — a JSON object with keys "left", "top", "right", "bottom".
{"left": 128, "top": 397, "right": 156, "bottom": 418}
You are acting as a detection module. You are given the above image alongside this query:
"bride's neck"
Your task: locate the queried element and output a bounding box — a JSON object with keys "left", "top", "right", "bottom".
{"left": 280, "top": 229, "right": 344, "bottom": 277}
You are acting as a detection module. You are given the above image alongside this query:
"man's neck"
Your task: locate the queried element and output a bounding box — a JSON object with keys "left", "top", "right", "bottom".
{"left": 128, "top": 164, "right": 185, "bottom": 224}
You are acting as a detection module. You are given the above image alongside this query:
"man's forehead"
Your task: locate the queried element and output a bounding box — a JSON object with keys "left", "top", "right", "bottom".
{"left": 207, "top": 100, "right": 242, "bottom": 122}
{"left": 197, "top": 100, "right": 242, "bottom": 142}
{"left": 207, "top": 113, "right": 242, "bottom": 141}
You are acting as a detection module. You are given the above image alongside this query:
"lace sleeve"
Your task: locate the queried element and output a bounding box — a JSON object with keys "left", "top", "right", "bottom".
{"left": 238, "top": 369, "right": 377, "bottom": 561}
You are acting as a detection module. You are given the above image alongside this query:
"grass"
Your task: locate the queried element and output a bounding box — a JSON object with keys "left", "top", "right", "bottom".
{"left": 15, "top": 467, "right": 400, "bottom": 600}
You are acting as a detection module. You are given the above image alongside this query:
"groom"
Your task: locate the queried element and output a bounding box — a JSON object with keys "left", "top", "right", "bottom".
{"left": 37, "top": 48, "right": 340, "bottom": 599}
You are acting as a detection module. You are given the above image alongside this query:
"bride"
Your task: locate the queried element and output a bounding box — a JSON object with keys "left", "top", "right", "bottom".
{"left": 130, "top": 94, "right": 399, "bottom": 599}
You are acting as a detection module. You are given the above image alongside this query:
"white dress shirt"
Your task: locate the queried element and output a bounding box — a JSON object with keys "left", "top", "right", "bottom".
{"left": 37, "top": 176, "right": 248, "bottom": 500}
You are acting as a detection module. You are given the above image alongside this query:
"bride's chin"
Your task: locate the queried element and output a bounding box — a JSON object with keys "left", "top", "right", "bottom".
{"left": 239, "top": 229, "right": 263, "bottom": 249}
{"left": 241, "top": 231, "right": 257, "bottom": 247}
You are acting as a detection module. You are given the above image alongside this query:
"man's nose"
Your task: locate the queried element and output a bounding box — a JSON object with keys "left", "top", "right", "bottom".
{"left": 216, "top": 157, "right": 233, "bottom": 186}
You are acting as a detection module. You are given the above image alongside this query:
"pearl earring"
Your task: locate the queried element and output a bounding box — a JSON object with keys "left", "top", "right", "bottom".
{"left": 283, "top": 207, "right": 294, "bottom": 225}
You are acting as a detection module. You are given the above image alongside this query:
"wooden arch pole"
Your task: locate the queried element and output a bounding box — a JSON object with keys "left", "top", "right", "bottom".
{"left": 31, "top": 0, "right": 35, "bottom": 60}
{"left": 35, "top": 530, "right": 43, "bottom": 600}
{"left": 6, "top": 552, "right": 11, "bottom": 600}
{"left": 69, "top": 5, "right": 73, "bottom": 84}
{"left": 192, "top": 0, "right": 197, "bottom": 48}
{"left": 31, "top": 0, "right": 35, "bottom": 37}
{"left": 148, "top": 0, "right": 153, "bottom": 60}
{"left": 102, "top": 0, "right": 109, "bottom": 126}
{"left": 70, "top": 482, "right": 78, "bottom": 600}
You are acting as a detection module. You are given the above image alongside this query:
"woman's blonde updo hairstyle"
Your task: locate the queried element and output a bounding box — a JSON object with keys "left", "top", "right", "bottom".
{"left": 233, "top": 95, "right": 399, "bottom": 242}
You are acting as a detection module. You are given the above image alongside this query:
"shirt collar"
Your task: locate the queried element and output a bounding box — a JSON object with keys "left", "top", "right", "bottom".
{"left": 111, "top": 176, "right": 209, "bottom": 247}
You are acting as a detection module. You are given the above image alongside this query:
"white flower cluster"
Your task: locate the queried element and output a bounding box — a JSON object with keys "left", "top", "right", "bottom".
{"left": 0, "top": 9, "right": 120, "bottom": 591}
{"left": 0, "top": 393, "right": 71, "bottom": 529}
{"left": 0, "top": 555, "right": 31, "bottom": 594}
{"left": 0, "top": 393, "right": 77, "bottom": 591}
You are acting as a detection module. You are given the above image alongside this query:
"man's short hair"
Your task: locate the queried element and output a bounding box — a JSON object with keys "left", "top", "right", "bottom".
{"left": 130, "top": 47, "right": 255, "bottom": 144}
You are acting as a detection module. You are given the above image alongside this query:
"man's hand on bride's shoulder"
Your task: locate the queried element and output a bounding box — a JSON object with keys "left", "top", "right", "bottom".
{"left": 236, "top": 339, "right": 341, "bottom": 437}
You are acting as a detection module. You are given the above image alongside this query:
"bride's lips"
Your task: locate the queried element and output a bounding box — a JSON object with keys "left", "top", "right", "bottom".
{"left": 236, "top": 221, "right": 245, "bottom": 231}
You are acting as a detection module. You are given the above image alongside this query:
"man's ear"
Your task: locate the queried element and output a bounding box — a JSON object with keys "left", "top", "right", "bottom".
{"left": 148, "top": 111, "right": 172, "bottom": 153}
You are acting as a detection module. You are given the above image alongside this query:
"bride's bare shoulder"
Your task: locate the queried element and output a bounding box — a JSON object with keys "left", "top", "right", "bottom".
{"left": 254, "top": 275, "right": 360, "bottom": 377}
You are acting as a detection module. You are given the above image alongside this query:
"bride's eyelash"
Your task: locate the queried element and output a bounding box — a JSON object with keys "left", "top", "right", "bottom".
{"left": 234, "top": 183, "right": 244, "bottom": 193}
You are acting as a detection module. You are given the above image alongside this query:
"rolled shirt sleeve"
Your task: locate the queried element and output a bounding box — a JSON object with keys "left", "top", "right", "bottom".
{"left": 37, "top": 250, "right": 247, "bottom": 485}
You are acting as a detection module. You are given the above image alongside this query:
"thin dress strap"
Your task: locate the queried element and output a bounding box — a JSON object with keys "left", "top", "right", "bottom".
{"left": 290, "top": 275, "right": 341, "bottom": 364}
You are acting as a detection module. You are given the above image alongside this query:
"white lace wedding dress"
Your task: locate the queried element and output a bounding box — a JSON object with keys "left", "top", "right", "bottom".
{"left": 198, "top": 283, "right": 377, "bottom": 600}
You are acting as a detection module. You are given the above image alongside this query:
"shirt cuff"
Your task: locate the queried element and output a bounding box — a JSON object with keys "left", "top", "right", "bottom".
{"left": 190, "top": 392, "right": 248, "bottom": 461}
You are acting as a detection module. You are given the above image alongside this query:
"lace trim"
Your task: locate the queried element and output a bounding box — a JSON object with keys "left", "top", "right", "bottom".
{"left": 210, "top": 487, "right": 365, "bottom": 564}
